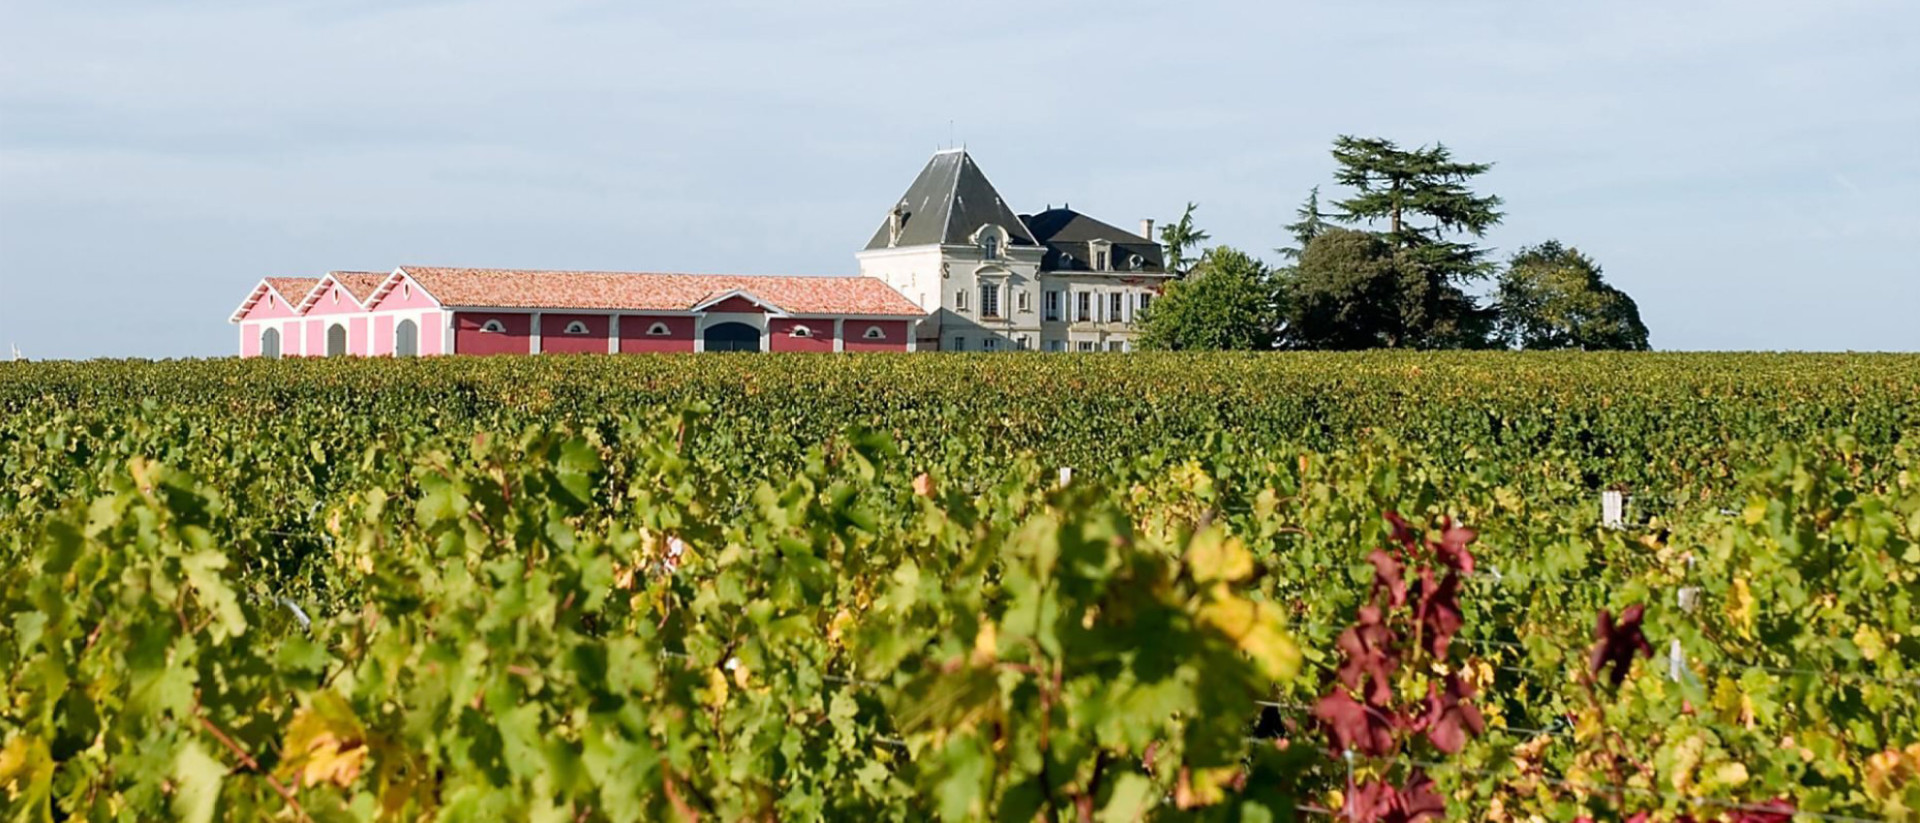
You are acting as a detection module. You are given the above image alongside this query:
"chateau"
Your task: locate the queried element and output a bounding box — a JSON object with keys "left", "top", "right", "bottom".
{"left": 230, "top": 150, "right": 1164, "bottom": 356}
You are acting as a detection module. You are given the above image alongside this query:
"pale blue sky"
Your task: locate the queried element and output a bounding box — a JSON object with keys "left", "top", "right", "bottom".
{"left": 2, "top": 0, "right": 1915, "bottom": 356}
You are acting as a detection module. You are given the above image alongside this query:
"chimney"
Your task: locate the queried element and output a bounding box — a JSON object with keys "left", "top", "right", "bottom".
{"left": 1140, "top": 218, "right": 1155, "bottom": 240}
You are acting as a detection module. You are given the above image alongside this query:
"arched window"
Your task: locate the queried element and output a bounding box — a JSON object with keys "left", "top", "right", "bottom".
{"left": 260, "top": 327, "right": 282, "bottom": 359}
{"left": 564, "top": 320, "right": 591, "bottom": 335}
{"left": 863, "top": 326, "right": 886, "bottom": 340}
{"left": 983, "top": 236, "right": 1000, "bottom": 260}
{"left": 647, "top": 322, "right": 671, "bottom": 336}
{"left": 326, "top": 324, "right": 348, "bottom": 357}
{"left": 394, "top": 319, "right": 419, "bottom": 357}
{"left": 790, "top": 325, "right": 813, "bottom": 338}
{"left": 480, "top": 319, "right": 506, "bottom": 334}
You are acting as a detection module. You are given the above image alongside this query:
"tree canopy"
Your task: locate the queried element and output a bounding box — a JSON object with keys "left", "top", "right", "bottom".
{"left": 1136, "top": 246, "right": 1282, "bottom": 351}
{"left": 1323, "top": 135, "right": 1504, "bottom": 349}
{"left": 1493, "top": 241, "right": 1651, "bottom": 350}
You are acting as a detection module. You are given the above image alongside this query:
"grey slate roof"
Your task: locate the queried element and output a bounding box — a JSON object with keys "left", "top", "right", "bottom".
{"left": 865, "top": 150, "right": 1038, "bottom": 250}
{"left": 1021, "top": 208, "right": 1167, "bottom": 274}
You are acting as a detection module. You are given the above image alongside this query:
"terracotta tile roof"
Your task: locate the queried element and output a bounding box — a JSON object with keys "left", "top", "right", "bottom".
{"left": 265, "top": 277, "right": 321, "bottom": 303}
{"left": 329, "top": 271, "right": 391, "bottom": 303}
{"left": 398, "top": 267, "right": 925, "bottom": 316}
{"left": 230, "top": 277, "right": 322, "bottom": 322}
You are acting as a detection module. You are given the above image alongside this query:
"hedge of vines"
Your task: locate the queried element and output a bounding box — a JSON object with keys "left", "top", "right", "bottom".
{"left": 0, "top": 353, "right": 1916, "bottom": 821}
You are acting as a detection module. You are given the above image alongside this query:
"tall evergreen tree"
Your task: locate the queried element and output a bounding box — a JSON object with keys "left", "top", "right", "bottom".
{"left": 1494, "top": 241, "right": 1651, "bottom": 350}
{"left": 1278, "top": 186, "right": 1331, "bottom": 260}
{"left": 1158, "top": 203, "right": 1211, "bottom": 277}
{"left": 1325, "top": 136, "right": 1504, "bottom": 348}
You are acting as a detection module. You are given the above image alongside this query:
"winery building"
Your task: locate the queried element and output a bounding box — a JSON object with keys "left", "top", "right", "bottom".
{"left": 230, "top": 150, "right": 1165, "bottom": 356}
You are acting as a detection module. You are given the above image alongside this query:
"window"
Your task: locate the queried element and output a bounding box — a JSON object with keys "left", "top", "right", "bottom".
{"left": 331, "top": 288, "right": 339, "bottom": 305}
{"left": 1109, "top": 293, "right": 1124, "bottom": 322}
{"left": 1129, "top": 254, "right": 1144, "bottom": 271}
{"left": 790, "top": 325, "right": 813, "bottom": 338}
{"left": 980, "top": 283, "right": 1001, "bottom": 318}
{"left": 1077, "top": 341, "right": 1095, "bottom": 352}
{"left": 1014, "top": 335, "right": 1029, "bottom": 350}
{"left": 564, "top": 320, "right": 591, "bottom": 335}
{"left": 1044, "top": 290, "right": 1062, "bottom": 321}
{"left": 403, "top": 283, "right": 412, "bottom": 299}
{"left": 983, "top": 337, "right": 1000, "bottom": 351}
{"left": 863, "top": 325, "right": 886, "bottom": 340}
{"left": 1095, "top": 250, "right": 1109, "bottom": 271}
{"left": 954, "top": 289, "right": 969, "bottom": 312}
{"left": 647, "top": 322, "right": 671, "bottom": 336}
{"left": 1016, "top": 290, "right": 1031, "bottom": 313}
{"left": 1108, "top": 341, "right": 1125, "bottom": 352}
{"left": 266, "top": 295, "right": 275, "bottom": 308}
{"left": 480, "top": 319, "right": 507, "bottom": 334}
{"left": 1059, "top": 252, "right": 1075, "bottom": 269}
{"left": 950, "top": 337, "right": 965, "bottom": 351}
{"left": 983, "top": 236, "right": 999, "bottom": 260}
{"left": 1076, "top": 292, "right": 1092, "bottom": 322}
{"left": 1138, "top": 293, "right": 1153, "bottom": 313}
{"left": 1047, "top": 339, "right": 1065, "bottom": 352}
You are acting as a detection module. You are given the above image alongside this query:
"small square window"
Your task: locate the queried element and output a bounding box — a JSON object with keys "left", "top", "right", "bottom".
{"left": 1076, "top": 341, "right": 1095, "bottom": 352}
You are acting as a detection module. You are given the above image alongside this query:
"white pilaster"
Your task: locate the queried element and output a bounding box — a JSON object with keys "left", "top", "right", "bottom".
{"left": 530, "top": 311, "right": 543, "bottom": 354}
{"left": 833, "top": 318, "right": 845, "bottom": 352}
{"left": 608, "top": 314, "right": 621, "bottom": 354}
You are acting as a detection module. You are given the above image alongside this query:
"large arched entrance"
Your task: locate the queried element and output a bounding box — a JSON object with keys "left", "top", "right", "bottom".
{"left": 394, "top": 319, "right": 419, "bottom": 357}
{"left": 260, "top": 327, "right": 282, "bottom": 359}
{"left": 326, "top": 324, "right": 348, "bottom": 357}
{"left": 703, "top": 322, "right": 761, "bottom": 352}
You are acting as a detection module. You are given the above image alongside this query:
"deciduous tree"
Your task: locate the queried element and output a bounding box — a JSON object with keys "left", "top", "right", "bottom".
{"left": 1493, "top": 241, "right": 1651, "bottom": 350}
{"left": 1137, "top": 246, "right": 1282, "bottom": 350}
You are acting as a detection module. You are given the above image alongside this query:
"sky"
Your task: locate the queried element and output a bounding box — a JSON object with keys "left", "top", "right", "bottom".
{"left": 1, "top": 0, "right": 1916, "bottom": 357}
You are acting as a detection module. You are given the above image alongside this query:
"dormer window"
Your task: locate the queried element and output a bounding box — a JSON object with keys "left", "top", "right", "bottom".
{"left": 983, "top": 235, "right": 1000, "bottom": 260}
{"left": 1129, "top": 254, "right": 1145, "bottom": 271}
{"left": 1059, "top": 252, "right": 1075, "bottom": 270}
{"left": 480, "top": 319, "right": 506, "bottom": 334}
{"left": 1089, "top": 239, "right": 1113, "bottom": 272}
{"left": 563, "top": 320, "right": 591, "bottom": 335}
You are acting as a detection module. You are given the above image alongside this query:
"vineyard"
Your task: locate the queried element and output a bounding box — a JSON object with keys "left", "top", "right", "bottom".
{"left": 1, "top": 353, "right": 1917, "bottom": 821}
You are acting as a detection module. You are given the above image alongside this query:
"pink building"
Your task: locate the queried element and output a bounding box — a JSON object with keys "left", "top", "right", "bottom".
{"left": 231, "top": 267, "right": 924, "bottom": 357}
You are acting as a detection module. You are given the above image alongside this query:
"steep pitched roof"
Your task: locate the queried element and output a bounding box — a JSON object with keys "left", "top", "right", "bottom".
{"left": 329, "top": 271, "right": 391, "bottom": 303}
{"left": 865, "top": 150, "right": 1038, "bottom": 251}
{"left": 395, "top": 267, "right": 924, "bottom": 316}
{"left": 1021, "top": 208, "right": 1167, "bottom": 274}
{"left": 229, "top": 277, "right": 320, "bottom": 322}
